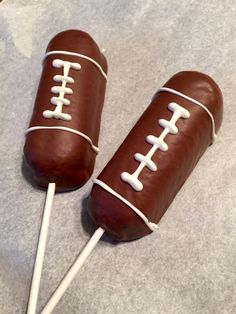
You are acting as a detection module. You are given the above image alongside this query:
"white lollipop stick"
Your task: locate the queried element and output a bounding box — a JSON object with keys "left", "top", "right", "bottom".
{"left": 27, "top": 183, "right": 56, "bottom": 314}
{"left": 41, "top": 227, "right": 105, "bottom": 314}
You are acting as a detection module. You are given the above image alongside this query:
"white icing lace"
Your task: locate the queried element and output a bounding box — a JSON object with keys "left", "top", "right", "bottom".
{"left": 157, "top": 87, "right": 216, "bottom": 143}
{"left": 121, "top": 102, "right": 190, "bottom": 191}
{"left": 43, "top": 59, "right": 81, "bottom": 121}
{"left": 44, "top": 50, "right": 107, "bottom": 80}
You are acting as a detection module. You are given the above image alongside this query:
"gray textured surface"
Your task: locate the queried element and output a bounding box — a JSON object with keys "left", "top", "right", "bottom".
{"left": 0, "top": 0, "right": 236, "bottom": 313}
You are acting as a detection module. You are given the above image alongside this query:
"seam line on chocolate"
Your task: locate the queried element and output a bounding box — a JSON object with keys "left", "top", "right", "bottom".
{"left": 25, "top": 126, "right": 99, "bottom": 153}
{"left": 93, "top": 179, "right": 159, "bottom": 232}
{"left": 158, "top": 87, "right": 216, "bottom": 143}
{"left": 44, "top": 51, "right": 107, "bottom": 80}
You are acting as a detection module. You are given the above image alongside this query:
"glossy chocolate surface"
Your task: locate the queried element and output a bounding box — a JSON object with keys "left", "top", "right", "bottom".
{"left": 24, "top": 30, "right": 107, "bottom": 191}
{"left": 89, "top": 71, "right": 223, "bottom": 241}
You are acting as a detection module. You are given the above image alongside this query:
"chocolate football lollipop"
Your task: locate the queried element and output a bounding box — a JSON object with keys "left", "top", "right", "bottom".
{"left": 41, "top": 71, "right": 223, "bottom": 313}
{"left": 24, "top": 29, "right": 107, "bottom": 314}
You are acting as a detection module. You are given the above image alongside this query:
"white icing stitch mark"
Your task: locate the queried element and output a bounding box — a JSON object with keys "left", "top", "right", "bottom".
{"left": 43, "top": 59, "right": 81, "bottom": 121}
{"left": 93, "top": 179, "right": 159, "bottom": 232}
{"left": 44, "top": 50, "right": 107, "bottom": 80}
{"left": 121, "top": 102, "right": 190, "bottom": 191}
{"left": 158, "top": 87, "right": 216, "bottom": 144}
{"left": 25, "top": 126, "right": 99, "bottom": 153}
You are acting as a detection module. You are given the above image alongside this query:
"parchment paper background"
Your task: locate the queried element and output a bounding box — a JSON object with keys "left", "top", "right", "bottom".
{"left": 0, "top": 0, "right": 235, "bottom": 313}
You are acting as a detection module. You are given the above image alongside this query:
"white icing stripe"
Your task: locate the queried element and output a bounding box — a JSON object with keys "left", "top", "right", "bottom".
{"left": 44, "top": 50, "right": 107, "bottom": 80}
{"left": 158, "top": 87, "right": 216, "bottom": 143}
{"left": 93, "top": 179, "right": 159, "bottom": 232}
{"left": 25, "top": 126, "right": 99, "bottom": 153}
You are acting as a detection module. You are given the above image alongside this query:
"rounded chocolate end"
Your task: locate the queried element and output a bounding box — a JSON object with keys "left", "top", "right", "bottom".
{"left": 163, "top": 71, "right": 223, "bottom": 133}
{"left": 88, "top": 185, "right": 152, "bottom": 241}
{"left": 24, "top": 131, "right": 95, "bottom": 192}
{"left": 46, "top": 29, "right": 107, "bottom": 72}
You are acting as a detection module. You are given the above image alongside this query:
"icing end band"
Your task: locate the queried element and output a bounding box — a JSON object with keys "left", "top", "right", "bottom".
{"left": 25, "top": 126, "right": 99, "bottom": 153}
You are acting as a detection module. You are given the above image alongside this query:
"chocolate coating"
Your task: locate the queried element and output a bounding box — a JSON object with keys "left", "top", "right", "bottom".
{"left": 89, "top": 71, "right": 223, "bottom": 241}
{"left": 24, "top": 30, "right": 107, "bottom": 191}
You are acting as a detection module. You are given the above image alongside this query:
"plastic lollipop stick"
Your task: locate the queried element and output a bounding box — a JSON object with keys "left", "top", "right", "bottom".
{"left": 27, "top": 183, "right": 56, "bottom": 314}
{"left": 41, "top": 227, "right": 105, "bottom": 314}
